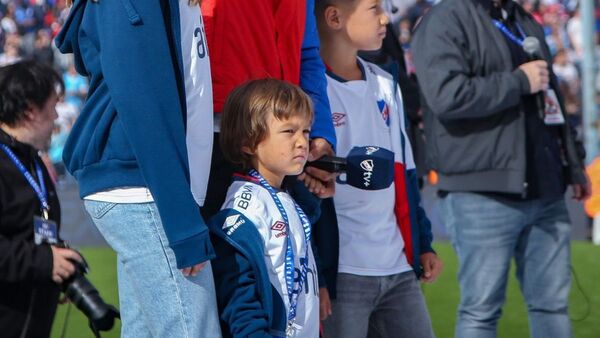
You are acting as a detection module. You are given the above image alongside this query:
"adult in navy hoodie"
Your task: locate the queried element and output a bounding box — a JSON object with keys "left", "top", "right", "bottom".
{"left": 55, "top": 1, "right": 221, "bottom": 337}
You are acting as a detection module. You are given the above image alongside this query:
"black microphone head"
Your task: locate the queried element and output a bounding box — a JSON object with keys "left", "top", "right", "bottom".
{"left": 522, "top": 36, "right": 541, "bottom": 56}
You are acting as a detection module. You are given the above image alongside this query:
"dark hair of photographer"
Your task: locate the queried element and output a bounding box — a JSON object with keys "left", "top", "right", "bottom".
{"left": 0, "top": 59, "right": 81, "bottom": 338}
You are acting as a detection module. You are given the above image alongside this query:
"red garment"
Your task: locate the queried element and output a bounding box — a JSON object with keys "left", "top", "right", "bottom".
{"left": 201, "top": 0, "right": 306, "bottom": 113}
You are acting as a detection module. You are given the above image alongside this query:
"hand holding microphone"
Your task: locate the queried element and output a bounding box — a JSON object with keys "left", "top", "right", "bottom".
{"left": 519, "top": 36, "right": 549, "bottom": 120}
{"left": 306, "top": 146, "right": 394, "bottom": 190}
{"left": 300, "top": 138, "right": 337, "bottom": 198}
{"left": 519, "top": 60, "right": 549, "bottom": 94}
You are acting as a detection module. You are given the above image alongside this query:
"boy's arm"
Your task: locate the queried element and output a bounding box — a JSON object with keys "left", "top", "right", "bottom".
{"left": 393, "top": 80, "right": 434, "bottom": 255}
{"left": 301, "top": 0, "right": 336, "bottom": 150}
{"left": 393, "top": 82, "right": 442, "bottom": 281}
{"left": 211, "top": 233, "right": 271, "bottom": 338}
{"left": 408, "top": 170, "right": 434, "bottom": 255}
{"left": 404, "top": 168, "right": 435, "bottom": 251}
{"left": 310, "top": 198, "right": 338, "bottom": 320}
{"left": 405, "top": 170, "right": 443, "bottom": 282}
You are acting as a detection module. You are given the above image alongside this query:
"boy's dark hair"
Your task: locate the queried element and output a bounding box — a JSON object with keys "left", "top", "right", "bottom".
{"left": 315, "top": 0, "right": 357, "bottom": 18}
{"left": 314, "top": 0, "right": 332, "bottom": 16}
{"left": 0, "top": 60, "right": 64, "bottom": 126}
{"left": 220, "top": 78, "right": 314, "bottom": 171}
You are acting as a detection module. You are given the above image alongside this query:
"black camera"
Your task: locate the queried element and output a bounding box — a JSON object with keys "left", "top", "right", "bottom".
{"left": 57, "top": 243, "right": 120, "bottom": 337}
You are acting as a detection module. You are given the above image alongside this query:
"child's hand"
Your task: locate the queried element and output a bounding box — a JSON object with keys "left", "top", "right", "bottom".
{"left": 420, "top": 252, "right": 443, "bottom": 283}
{"left": 319, "top": 287, "right": 332, "bottom": 321}
{"left": 181, "top": 261, "right": 207, "bottom": 277}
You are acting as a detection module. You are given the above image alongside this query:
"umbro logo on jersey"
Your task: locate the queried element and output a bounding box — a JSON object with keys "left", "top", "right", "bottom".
{"left": 271, "top": 221, "right": 285, "bottom": 231}
{"left": 332, "top": 112, "right": 346, "bottom": 127}
{"left": 223, "top": 214, "right": 245, "bottom": 236}
{"left": 223, "top": 215, "right": 240, "bottom": 229}
{"left": 377, "top": 100, "right": 390, "bottom": 127}
{"left": 271, "top": 221, "right": 287, "bottom": 238}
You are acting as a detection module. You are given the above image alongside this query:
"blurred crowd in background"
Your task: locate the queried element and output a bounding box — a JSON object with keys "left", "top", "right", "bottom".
{"left": 0, "top": 0, "right": 86, "bottom": 178}
{"left": 0, "top": 0, "right": 598, "bottom": 176}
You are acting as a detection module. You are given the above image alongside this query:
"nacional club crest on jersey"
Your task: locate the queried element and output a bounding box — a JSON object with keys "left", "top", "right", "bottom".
{"left": 377, "top": 100, "right": 390, "bottom": 127}
{"left": 332, "top": 112, "right": 346, "bottom": 127}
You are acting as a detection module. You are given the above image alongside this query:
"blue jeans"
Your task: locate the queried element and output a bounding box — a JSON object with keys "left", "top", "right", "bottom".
{"left": 84, "top": 201, "right": 221, "bottom": 338}
{"left": 440, "top": 192, "right": 572, "bottom": 338}
{"left": 322, "top": 271, "right": 435, "bottom": 338}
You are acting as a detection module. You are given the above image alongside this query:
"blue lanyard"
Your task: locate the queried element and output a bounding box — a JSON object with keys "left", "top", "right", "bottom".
{"left": 247, "top": 170, "right": 311, "bottom": 326}
{"left": 0, "top": 144, "right": 50, "bottom": 218}
{"left": 492, "top": 19, "right": 526, "bottom": 47}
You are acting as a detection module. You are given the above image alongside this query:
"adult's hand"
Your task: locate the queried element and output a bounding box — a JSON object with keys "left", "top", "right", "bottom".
{"left": 518, "top": 60, "right": 549, "bottom": 94}
{"left": 51, "top": 246, "right": 82, "bottom": 284}
{"left": 300, "top": 138, "right": 336, "bottom": 198}
{"left": 572, "top": 183, "right": 591, "bottom": 201}
{"left": 181, "top": 261, "right": 207, "bottom": 277}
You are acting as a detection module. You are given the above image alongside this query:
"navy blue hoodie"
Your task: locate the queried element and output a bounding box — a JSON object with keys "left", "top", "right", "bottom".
{"left": 55, "top": 0, "right": 214, "bottom": 267}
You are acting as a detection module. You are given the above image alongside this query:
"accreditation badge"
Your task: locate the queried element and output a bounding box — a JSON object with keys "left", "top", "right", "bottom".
{"left": 33, "top": 216, "right": 58, "bottom": 245}
{"left": 543, "top": 89, "right": 566, "bottom": 125}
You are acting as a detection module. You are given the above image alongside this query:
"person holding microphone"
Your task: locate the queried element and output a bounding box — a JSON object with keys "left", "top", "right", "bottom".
{"left": 413, "top": 1, "right": 588, "bottom": 337}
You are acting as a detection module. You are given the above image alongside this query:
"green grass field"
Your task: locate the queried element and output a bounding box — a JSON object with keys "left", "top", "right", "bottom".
{"left": 51, "top": 242, "right": 600, "bottom": 338}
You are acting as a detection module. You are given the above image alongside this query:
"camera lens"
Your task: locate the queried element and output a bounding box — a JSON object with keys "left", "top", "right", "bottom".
{"left": 61, "top": 258, "right": 120, "bottom": 333}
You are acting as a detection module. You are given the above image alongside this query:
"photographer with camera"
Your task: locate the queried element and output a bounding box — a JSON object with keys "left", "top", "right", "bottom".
{"left": 0, "top": 60, "right": 82, "bottom": 338}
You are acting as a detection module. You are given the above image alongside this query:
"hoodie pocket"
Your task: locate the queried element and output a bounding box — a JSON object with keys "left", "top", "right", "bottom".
{"left": 119, "top": 0, "right": 142, "bottom": 25}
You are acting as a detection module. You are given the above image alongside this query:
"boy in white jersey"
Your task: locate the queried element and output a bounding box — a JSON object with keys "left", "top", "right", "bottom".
{"left": 314, "top": 1, "right": 443, "bottom": 337}
{"left": 208, "top": 79, "right": 320, "bottom": 338}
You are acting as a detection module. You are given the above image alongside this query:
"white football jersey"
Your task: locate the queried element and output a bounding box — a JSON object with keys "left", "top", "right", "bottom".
{"left": 222, "top": 179, "right": 319, "bottom": 338}
{"left": 327, "top": 58, "right": 413, "bottom": 276}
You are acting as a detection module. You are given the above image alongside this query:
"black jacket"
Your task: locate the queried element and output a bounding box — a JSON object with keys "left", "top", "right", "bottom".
{"left": 0, "top": 129, "right": 61, "bottom": 338}
{"left": 412, "top": 0, "right": 587, "bottom": 194}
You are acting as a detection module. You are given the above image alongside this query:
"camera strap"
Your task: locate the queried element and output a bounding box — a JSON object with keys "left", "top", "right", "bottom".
{"left": 247, "top": 169, "right": 311, "bottom": 333}
{"left": 1, "top": 144, "right": 50, "bottom": 219}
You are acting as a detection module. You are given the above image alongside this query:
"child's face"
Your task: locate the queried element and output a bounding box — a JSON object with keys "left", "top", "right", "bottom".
{"left": 342, "top": 0, "right": 389, "bottom": 51}
{"left": 251, "top": 113, "right": 311, "bottom": 188}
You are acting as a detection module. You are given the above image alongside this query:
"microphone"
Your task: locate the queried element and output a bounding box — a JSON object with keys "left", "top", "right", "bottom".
{"left": 522, "top": 36, "right": 546, "bottom": 120}
{"left": 306, "top": 146, "right": 394, "bottom": 190}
